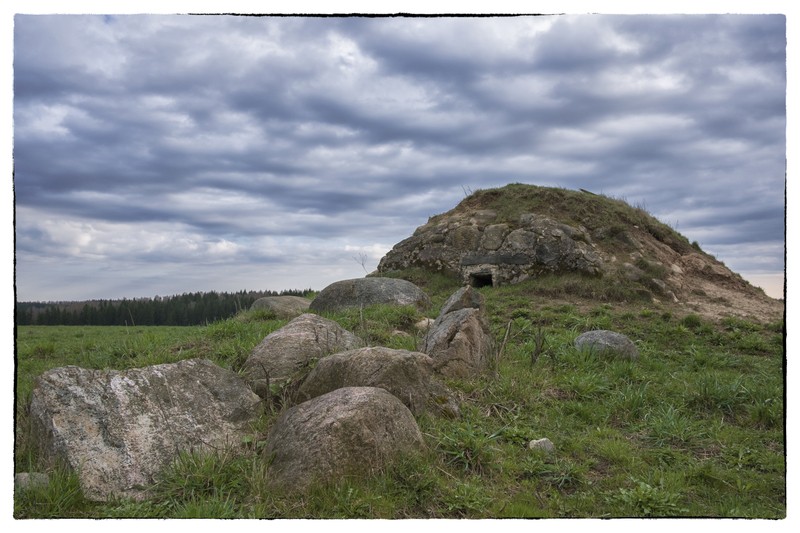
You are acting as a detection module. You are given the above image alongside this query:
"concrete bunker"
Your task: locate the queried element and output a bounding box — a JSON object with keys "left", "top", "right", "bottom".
{"left": 461, "top": 253, "right": 529, "bottom": 288}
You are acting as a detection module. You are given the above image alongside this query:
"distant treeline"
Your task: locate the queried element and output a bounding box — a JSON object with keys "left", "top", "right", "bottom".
{"left": 15, "top": 289, "right": 314, "bottom": 326}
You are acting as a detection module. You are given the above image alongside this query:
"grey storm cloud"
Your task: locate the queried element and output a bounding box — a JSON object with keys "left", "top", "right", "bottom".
{"left": 12, "top": 13, "right": 786, "bottom": 301}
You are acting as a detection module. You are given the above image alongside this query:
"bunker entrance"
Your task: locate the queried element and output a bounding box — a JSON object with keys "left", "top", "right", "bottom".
{"left": 469, "top": 272, "right": 494, "bottom": 288}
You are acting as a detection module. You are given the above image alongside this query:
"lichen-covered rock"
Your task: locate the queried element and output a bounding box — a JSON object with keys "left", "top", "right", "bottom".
{"left": 420, "top": 287, "right": 494, "bottom": 378}
{"left": 438, "top": 285, "right": 485, "bottom": 315}
{"left": 295, "top": 346, "right": 460, "bottom": 418}
{"left": 28, "top": 359, "right": 263, "bottom": 501}
{"left": 574, "top": 330, "right": 639, "bottom": 360}
{"left": 243, "top": 313, "right": 362, "bottom": 398}
{"left": 264, "top": 387, "right": 425, "bottom": 492}
{"left": 377, "top": 202, "right": 603, "bottom": 287}
{"left": 309, "top": 277, "right": 431, "bottom": 313}
{"left": 250, "top": 295, "right": 311, "bottom": 318}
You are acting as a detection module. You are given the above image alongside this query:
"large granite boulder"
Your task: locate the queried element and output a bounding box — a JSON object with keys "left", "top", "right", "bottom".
{"left": 243, "top": 313, "right": 362, "bottom": 398}
{"left": 574, "top": 330, "right": 639, "bottom": 360}
{"left": 28, "top": 359, "right": 263, "bottom": 501}
{"left": 264, "top": 387, "right": 425, "bottom": 492}
{"left": 420, "top": 286, "right": 494, "bottom": 378}
{"left": 250, "top": 295, "right": 311, "bottom": 318}
{"left": 295, "top": 346, "right": 460, "bottom": 418}
{"left": 309, "top": 277, "right": 431, "bottom": 313}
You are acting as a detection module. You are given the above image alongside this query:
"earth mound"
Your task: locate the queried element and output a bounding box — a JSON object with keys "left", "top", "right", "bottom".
{"left": 377, "top": 183, "right": 782, "bottom": 322}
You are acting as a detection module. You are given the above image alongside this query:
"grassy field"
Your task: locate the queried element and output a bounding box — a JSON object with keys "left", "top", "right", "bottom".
{"left": 14, "top": 277, "right": 785, "bottom": 519}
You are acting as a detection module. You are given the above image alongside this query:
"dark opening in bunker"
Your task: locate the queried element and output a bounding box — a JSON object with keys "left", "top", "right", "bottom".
{"left": 469, "top": 272, "right": 493, "bottom": 288}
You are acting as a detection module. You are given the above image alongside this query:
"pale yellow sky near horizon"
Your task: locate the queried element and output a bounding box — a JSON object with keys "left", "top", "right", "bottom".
{"left": 745, "top": 273, "right": 785, "bottom": 300}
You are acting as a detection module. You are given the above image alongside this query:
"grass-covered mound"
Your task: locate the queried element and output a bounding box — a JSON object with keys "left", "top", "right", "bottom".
{"left": 379, "top": 183, "right": 782, "bottom": 323}
{"left": 452, "top": 183, "right": 694, "bottom": 255}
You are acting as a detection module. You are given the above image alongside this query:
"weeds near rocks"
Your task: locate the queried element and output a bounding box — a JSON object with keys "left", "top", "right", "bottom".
{"left": 328, "top": 303, "right": 422, "bottom": 348}
{"left": 530, "top": 327, "right": 547, "bottom": 367}
{"left": 432, "top": 421, "right": 501, "bottom": 476}
{"left": 14, "top": 464, "right": 89, "bottom": 518}
{"left": 495, "top": 316, "right": 550, "bottom": 368}
{"left": 14, "top": 274, "right": 785, "bottom": 519}
{"left": 607, "top": 478, "right": 686, "bottom": 517}
{"left": 153, "top": 448, "right": 249, "bottom": 503}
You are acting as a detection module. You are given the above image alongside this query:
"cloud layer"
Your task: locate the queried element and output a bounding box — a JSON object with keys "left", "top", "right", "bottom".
{"left": 13, "top": 14, "right": 786, "bottom": 300}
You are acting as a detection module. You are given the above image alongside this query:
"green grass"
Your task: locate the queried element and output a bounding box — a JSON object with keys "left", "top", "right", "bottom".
{"left": 14, "top": 277, "right": 785, "bottom": 518}
{"left": 455, "top": 183, "right": 695, "bottom": 255}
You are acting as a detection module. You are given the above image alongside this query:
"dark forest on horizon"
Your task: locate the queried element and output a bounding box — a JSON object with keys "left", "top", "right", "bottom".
{"left": 15, "top": 289, "right": 314, "bottom": 326}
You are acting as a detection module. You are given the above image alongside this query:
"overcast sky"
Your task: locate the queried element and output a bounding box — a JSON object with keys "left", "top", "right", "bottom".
{"left": 10, "top": 8, "right": 788, "bottom": 301}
